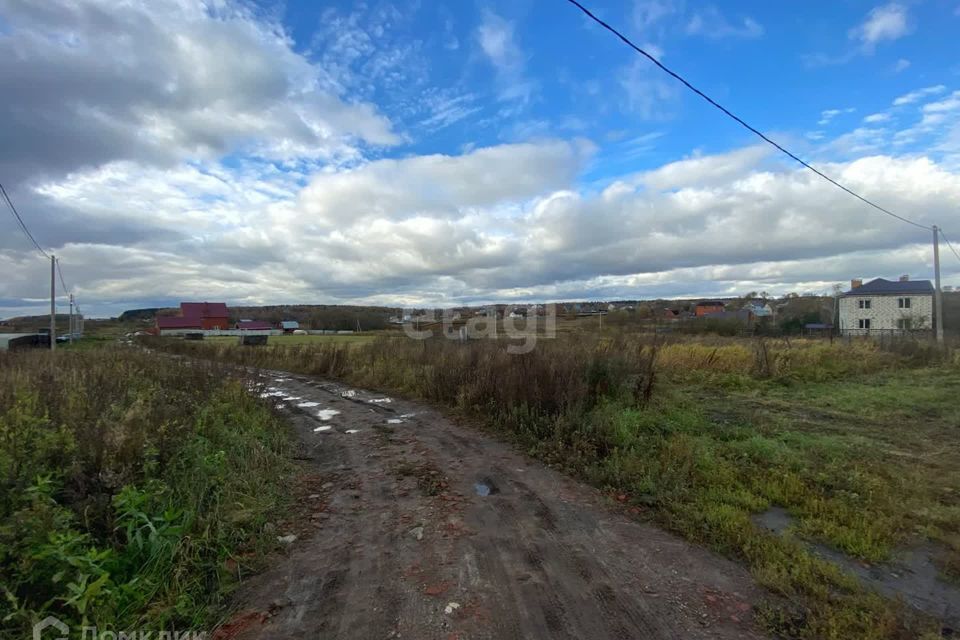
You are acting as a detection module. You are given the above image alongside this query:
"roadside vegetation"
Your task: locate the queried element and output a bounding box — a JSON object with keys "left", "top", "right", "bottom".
{"left": 0, "top": 348, "right": 294, "bottom": 637}
{"left": 148, "top": 332, "right": 960, "bottom": 639}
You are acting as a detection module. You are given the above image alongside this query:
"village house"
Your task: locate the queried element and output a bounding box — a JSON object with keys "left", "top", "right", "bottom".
{"left": 280, "top": 320, "right": 300, "bottom": 333}
{"left": 236, "top": 320, "right": 272, "bottom": 331}
{"left": 155, "top": 302, "right": 230, "bottom": 334}
{"left": 838, "top": 276, "right": 934, "bottom": 335}
{"left": 694, "top": 300, "right": 726, "bottom": 316}
{"left": 743, "top": 301, "right": 774, "bottom": 317}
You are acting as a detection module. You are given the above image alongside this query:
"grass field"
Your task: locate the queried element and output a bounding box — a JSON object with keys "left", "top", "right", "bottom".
{"left": 146, "top": 332, "right": 959, "bottom": 638}
{"left": 0, "top": 348, "right": 295, "bottom": 636}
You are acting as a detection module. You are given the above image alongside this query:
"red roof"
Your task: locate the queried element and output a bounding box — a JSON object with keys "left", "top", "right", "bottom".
{"left": 157, "top": 317, "right": 203, "bottom": 329}
{"left": 181, "top": 302, "right": 229, "bottom": 319}
{"left": 236, "top": 320, "right": 272, "bottom": 330}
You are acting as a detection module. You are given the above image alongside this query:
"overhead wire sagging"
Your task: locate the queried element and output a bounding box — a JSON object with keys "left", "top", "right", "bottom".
{"left": 564, "top": 0, "right": 933, "bottom": 232}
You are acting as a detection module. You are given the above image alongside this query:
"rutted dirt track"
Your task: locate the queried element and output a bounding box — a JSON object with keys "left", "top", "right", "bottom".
{"left": 225, "top": 370, "right": 769, "bottom": 640}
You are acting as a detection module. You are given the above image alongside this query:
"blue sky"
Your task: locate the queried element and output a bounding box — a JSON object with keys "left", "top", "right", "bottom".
{"left": 1, "top": 0, "right": 959, "bottom": 318}
{"left": 274, "top": 0, "right": 960, "bottom": 173}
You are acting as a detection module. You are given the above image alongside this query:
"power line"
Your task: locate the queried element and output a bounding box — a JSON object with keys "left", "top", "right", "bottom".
{"left": 0, "top": 181, "right": 49, "bottom": 257}
{"left": 941, "top": 228, "right": 960, "bottom": 264}
{"left": 564, "top": 0, "right": 933, "bottom": 232}
{"left": 56, "top": 258, "right": 70, "bottom": 295}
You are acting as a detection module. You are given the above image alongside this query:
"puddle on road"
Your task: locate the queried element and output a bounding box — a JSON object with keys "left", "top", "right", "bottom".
{"left": 754, "top": 507, "right": 960, "bottom": 626}
{"left": 317, "top": 409, "right": 341, "bottom": 420}
{"left": 386, "top": 419, "right": 403, "bottom": 424}
{"left": 341, "top": 390, "right": 357, "bottom": 398}
{"left": 400, "top": 413, "right": 416, "bottom": 419}
{"left": 297, "top": 401, "right": 320, "bottom": 408}
{"left": 474, "top": 477, "right": 500, "bottom": 497}
{"left": 345, "top": 429, "right": 360, "bottom": 434}
{"left": 259, "top": 391, "right": 285, "bottom": 398}
{"left": 369, "top": 397, "right": 392, "bottom": 404}
{"left": 754, "top": 506, "right": 793, "bottom": 535}
{"left": 313, "top": 426, "right": 332, "bottom": 432}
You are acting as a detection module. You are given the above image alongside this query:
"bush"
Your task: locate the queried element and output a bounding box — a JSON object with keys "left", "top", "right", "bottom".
{"left": 0, "top": 349, "right": 293, "bottom": 634}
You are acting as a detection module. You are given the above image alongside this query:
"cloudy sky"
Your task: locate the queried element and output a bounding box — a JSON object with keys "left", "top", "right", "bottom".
{"left": 1, "top": 0, "right": 959, "bottom": 318}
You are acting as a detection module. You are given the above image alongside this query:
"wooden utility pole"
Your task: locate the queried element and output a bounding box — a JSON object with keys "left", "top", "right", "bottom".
{"left": 933, "top": 225, "right": 944, "bottom": 344}
{"left": 49, "top": 254, "right": 56, "bottom": 351}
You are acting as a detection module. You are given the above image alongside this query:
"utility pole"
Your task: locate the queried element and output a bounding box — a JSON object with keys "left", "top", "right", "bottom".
{"left": 69, "top": 294, "right": 75, "bottom": 344}
{"left": 49, "top": 254, "right": 56, "bottom": 351}
{"left": 933, "top": 225, "right": 944, "bottom": 344}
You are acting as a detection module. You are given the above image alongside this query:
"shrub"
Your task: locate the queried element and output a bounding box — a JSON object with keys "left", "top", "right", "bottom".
{"left": 0, "top": 349, "right": 293, "bottom": 634}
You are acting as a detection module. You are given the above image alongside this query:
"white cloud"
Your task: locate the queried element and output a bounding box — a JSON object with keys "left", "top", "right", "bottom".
{"left": 686, "top": 8, "right": 764, "bottom": 39}
{"left": 892, "top": 58, "right": 911, "bottom": 73}
{"left": 922, "top": 90, "right": 960, "bottom": 115}
{"left": 818, "top": 107, "right": 856, "bottom": 126}
{"left": 632, "top": 0, "right": 678, "bottom": 32}
{"left": 476, "top": 9, "right": 535, "bottom": 106}
{"left": 863, "top": 113, "right": 891, "bottom": 124}
{"left": 8, "top": 141, "right": 958, "bottom": 317}
{"left": 0, "top": 0, "right": 399, "bottom": 185}
{"left": 618, "top": 58, "right": 680, "bottom": 120}
{"left": 806, "top": 4, "right": 911, "bottom": 66}
{"left": 850, "top": 3, "right": 911, "bottom": 49}
{"left": 297, "top": 140, "right": 595, "bottom": 226}
{"left": 893, "top": 85, "right": 947, "bottom": 106}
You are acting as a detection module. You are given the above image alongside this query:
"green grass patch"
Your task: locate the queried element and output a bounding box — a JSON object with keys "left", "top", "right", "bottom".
{"left": 0, "top": 349, "right": 294, "bottom": 636}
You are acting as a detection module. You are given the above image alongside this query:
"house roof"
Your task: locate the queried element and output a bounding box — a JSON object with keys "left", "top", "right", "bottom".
{"left": 237, "top": 320, "right": 273, "bottom": 330}
{"left": 157, "top": 316, "right": 203, "bottom": 329}
{"left": 696, "top": 300, "right": 726, "bottom": 307}
{"left": 180, "top": 302, "right": 229, "bottom": 319}
{"left": 280, "top": 320, "right": 299, "bottom": 329}
{"left": 843, "top": 278, "right": 934, "bottom": 296}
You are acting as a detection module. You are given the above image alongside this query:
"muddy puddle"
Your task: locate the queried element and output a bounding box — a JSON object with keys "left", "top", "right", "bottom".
{"left": 754, "top": 507, "right": 960, "bottom": 627}
{"left": 475, "top": 477, "right": 500, "bottom": 497}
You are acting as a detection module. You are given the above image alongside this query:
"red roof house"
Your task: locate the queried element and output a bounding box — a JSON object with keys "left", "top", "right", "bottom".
{"left": 156, "top": 302, "right": 230, "bottom": 332}
{"left": 156, "top": 316, "right": 203, "bottom": 330}
{"left": 236, "top": 320, "right": 273, "bottom": 330}
{"left": 694, "top": 300, "right": 726, "bottom": 317}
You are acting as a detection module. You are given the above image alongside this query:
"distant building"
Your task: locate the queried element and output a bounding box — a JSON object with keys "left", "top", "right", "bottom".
{"left": 236, "top": 320, "right": 273, "bottom": 330}
{"left": 743, "top": 301, "right": 774, "bottom": 317}
{"left": 156, "top": 302, "right": 230, "bottom": 334}
{"left": 694, "top": 300, "right": 726, "bottom": 316}
{"left": 838, "top": 277, "right": 933, "bottom": 335}
{"left": 658, "top": 308, "right": 681, "bottom": 321}
{"left": 0, "top": 333, "right": 50, "bottom": 351}
{"left": 280, "top": 320, "right": 300, "bottom": 333}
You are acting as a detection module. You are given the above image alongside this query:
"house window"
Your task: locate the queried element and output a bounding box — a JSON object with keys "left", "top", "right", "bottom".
{"left": 898, "top": 297, "right": 911, "bottom": 309}
{"left": 858, "top": 319, "right": 871, "bottom": 330}
{"left": 897, "top": 318, "right": 912, "bottom": 330}
{"left": 858, "top": 299, "right": 871, "bottom": 309}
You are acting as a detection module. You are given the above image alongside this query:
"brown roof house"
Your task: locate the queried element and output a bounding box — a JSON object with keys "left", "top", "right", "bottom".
{"left": 156, "top": 302, "right": 230, "bottom": 334}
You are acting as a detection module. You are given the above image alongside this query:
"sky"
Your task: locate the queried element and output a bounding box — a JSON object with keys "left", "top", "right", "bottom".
{"left": 1, "top": 0, "right": 959, "bottom": 318}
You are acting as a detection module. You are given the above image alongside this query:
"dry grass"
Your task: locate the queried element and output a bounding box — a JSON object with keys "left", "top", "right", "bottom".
{"left": 146, "top": 332, "right": 959, "bottom": 638}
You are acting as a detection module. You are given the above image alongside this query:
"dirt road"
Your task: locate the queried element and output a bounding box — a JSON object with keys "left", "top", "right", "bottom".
{"left": 222, "top": 371, "right": 769, "bottom": 640}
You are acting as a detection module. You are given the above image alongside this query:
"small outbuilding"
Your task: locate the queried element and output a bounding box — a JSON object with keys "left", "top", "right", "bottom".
{"left": 0, "top": 333, "right": 50, "bottom": 350}
{"left": 280, "top": 320, "right": 300, "bottom": 333}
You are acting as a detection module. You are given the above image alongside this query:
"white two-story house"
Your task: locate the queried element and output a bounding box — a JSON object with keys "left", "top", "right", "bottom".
{"left": 839, "top": 276, "right": 934, "bottom": 335}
